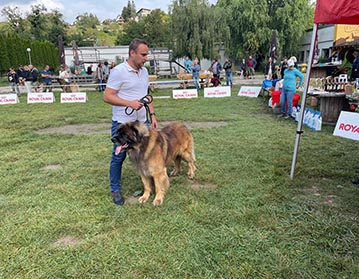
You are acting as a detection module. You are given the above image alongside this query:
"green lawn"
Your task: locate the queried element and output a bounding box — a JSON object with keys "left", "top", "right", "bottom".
{"left": 1, "top": 86, "right": 359, "bottom": 279}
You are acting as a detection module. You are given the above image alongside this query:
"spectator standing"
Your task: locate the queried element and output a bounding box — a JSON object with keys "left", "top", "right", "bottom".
{"left": 103, "top": 38, "right": 158, "bottom": 205}
{"left": 184, "top": 56, "right": 193, "bottom": 73}
{"left": 247, "top": 55, "right": 257, "bottom": 79}
{"left": 103, "top": 61, "right": 110, "bottom": 82}
{"left": 40, "top": 65, "right": 53, "bottom": 92}
{"left": 191, "top": 58, "right": 201, "bottom": 90}
{"left": 96, "top": 63, "right": 105, "bottom": 92}
{"left": 211, "top": 58, "right": 222, "bottom": 78}
{"left": 279, "top": 59, "right": 304, "bottom": 119}
{"left": 223, "top": 57, "right": 233, "bottom": 87}
{"left": 7, "top": 67, "right": 21, "bottom": 96}
{"left": 264, "top": 57, "right": 276, "bottom": 80}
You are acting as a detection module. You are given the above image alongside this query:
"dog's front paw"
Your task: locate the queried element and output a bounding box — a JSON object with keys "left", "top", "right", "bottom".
{"left": 138, "top": 195, "right": 149, "bottom": 203}
{"left": 153, "top": 197, "right": 164, "bottom": 206}
{"left": 187, "top": 171, "right": 195, "bottom": 179}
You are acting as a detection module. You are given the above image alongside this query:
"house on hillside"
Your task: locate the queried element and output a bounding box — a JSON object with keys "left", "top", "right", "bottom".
{"left": 115, "top": 15, "right": 125, "bottom": 25}
{"left": 136, "top": 8, "right": 151, "bottom": 20}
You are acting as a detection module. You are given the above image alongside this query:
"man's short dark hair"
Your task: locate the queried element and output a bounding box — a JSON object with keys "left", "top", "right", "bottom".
{"left": 129, "top": 39, "right": 148, "bottom": 55}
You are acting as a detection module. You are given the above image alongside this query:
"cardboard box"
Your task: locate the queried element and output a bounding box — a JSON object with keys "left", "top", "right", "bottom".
{"left": 345, "top": 83, "right": 353, "bottom": 95}
{"left": 310, "top": 96, "right": 318, "bottom": 106}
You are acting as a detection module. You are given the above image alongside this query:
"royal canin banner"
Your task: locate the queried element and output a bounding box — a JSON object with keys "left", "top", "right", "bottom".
{"left": 204, "top": 86, "right": 231, "bottom": 98}
{"left": 172, "top": 89, "right": 198, "bottom": 99}
{"left": 333, "top": 111, "right": 359, "bottom": 141}
{"left": 60, "top": 92, "right": 87, "bottom": 103}
{"left": 314, "top": 0, "right": 359, "bottom": 24}
{"left": 237, "top": 86, "right": 261, "bottom": 98}
{"left": 0, "top": 94, "right": 19, "bottom": 105}
{"left": 27, "top": 93, "right": 55, "bottom": 104}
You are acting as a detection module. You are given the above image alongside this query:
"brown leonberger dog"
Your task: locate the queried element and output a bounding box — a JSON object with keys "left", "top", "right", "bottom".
{"left": 111, "top": 121, "right": 196, "bottom": 206}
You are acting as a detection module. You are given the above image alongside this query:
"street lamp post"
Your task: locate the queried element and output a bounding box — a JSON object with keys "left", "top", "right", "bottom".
{"left": 26, "top": 48, "right": 32, "bottom": 65}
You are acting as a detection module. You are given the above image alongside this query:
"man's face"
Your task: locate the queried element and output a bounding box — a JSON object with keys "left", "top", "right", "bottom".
{"left": 130, "top": 44, "right": 149, "bottom": 70}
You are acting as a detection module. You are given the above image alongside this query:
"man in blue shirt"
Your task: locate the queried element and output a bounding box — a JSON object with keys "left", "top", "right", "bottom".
{"left": 184, "top": 56, "right": 193, "bottom": 73}
{"left": 40, "top": 65, "right": 53, "bottom": 92}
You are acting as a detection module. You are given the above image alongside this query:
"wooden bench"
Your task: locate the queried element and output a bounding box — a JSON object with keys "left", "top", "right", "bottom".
{"left": 52, "top": 75, "right": 94, "bottom": 85}
{"left": 176, "top": 73, "right": 194, "bottom": 89}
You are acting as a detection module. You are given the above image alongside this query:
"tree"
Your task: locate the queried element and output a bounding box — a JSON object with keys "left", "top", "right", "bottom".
{"left": 69, "top": 13, "right": 101, "bottom": 46}
{"left": 143, "top": 9, "right": 171, "bottom": 48}
{"left": 121, "top": 0, "right": 136, "bottom": 21}
{"left": 1, "top": 6, "right": 30, "bottom": 37}
{"left": 27, "top": 4, "right": 48, "bottom": 40}
{"left": 73, "top": 13, "right": 100, "bottom": 29}
{"left": 217, "top": 0, "right": 270, "bottom": 60}
{"left": 269, "top": 0, "right": 314, "bottom": 57}
{"left": 0, "top": 35, "right": 10, "bottom": 71}
{"left": 170, "top": 0, "right": 221, "bottom": 59}
{"left": 116, "top": 20, "right": 145, "bottom": 45}
{"left": 47, "top": 10, "right": 68, "bottom": 46}
{"left": 216, "top": 0, "right": 314, "bottom": 66}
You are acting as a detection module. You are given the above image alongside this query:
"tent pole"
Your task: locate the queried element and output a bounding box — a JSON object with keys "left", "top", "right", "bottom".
{"left": 290, "top": 23, "right": 318, "bottom": 180}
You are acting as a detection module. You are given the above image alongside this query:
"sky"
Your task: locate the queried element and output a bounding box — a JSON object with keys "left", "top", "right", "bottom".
{"left": 0, "top": 0, "right": 217, "bottom": 24}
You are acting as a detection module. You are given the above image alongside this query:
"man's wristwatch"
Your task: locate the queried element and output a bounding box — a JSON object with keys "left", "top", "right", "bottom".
{"left": 150, "top": 112, "right": 156, "bottom": 116}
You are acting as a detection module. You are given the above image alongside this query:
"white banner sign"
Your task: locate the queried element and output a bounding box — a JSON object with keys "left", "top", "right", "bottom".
{"left": 0, "top": 94, "right": 19, "bottom": 105}
{"left": 27, "top": 93, "right": 55, "bottom": 104}
{"left": 172, "top": 89, "right": 198, "bottom": 99}
{"left": 333, "top": 111, "right": 359, "bottom": 141}
{"left": 238, "top": 86, "right": 262, "bottom": 98}
{"left": 204, "top": 86, "right": 231, "bottom": 98}
{"left": 61, "top": 92, "right": 87, "bottom": 103}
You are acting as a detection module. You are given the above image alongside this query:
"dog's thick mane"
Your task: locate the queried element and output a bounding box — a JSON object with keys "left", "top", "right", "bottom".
{"left": 128, "top": 126, "right": 169, "bottom": 167}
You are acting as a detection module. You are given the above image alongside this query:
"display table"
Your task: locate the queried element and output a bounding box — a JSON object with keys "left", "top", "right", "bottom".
{"left": 310, "top": 62, "right": 342, "bottom": 78}
{"left": 308, "top": 91, "right": 348, "bottom": 124}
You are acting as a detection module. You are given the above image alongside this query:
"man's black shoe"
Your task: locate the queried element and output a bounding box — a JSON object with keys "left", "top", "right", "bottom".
{"left": 352, "top": 178, "right": 359, "bottom": 185}
{"left": 112, "top": 192, "right": 125, "bottom": 205}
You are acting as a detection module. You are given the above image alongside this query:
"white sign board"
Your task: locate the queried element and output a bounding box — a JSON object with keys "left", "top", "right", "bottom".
{"left": 238, "top": 86, "right": 262, "bottom": 98}
{"left": 27, "top": 93, "right": 55, "bottom": 104}
{"left": 0, "top": 94, "right": 19, "bottom": 105}
{"left": 61, "top": 92, "right": 87, "bottom": 103}
{"left": 333, "top": 111, "right": 359, "bottom": 141}
{"left": 204, "top": 86, "right": 231, "bottom": 98}
{"left": 172, "top": 89, "right": 198, "bottom": 99}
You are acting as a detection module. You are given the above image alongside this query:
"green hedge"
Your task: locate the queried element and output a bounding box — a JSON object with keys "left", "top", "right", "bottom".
{"left": 0, "top": 33, "right": 60, "bottom": 73}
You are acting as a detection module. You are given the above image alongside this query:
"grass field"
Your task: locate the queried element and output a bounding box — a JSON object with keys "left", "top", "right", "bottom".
{"left": 1, "top": 86, "right": 359, "bottom": 279}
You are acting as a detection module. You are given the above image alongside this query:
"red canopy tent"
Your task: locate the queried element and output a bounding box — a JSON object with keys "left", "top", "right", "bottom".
{"left": 291, "top": 0, "right": 359, "bottom": 179}
{"left": 314, "top": 0, "right": 359, "bottom": 24}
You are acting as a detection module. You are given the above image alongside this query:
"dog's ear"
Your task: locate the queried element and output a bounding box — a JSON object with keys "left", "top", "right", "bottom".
{"left": 131, "top": 125, "right": 145, "bottom": 142}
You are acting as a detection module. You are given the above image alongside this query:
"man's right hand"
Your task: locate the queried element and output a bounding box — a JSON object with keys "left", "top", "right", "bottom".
{"left": 128, "top": 99, "right": 144, "bottom": 110}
